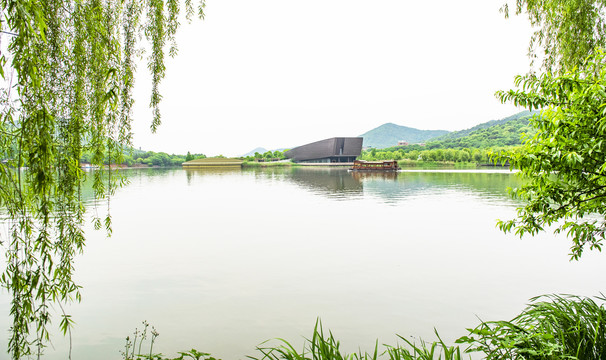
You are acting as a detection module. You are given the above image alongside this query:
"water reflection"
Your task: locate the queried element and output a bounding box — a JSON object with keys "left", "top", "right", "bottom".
{"left": 3, "top": 166, "right": 603, "bottom": 360}
{"left": 239, "top": 167, "right": 523, "bottom": 204}
{"left": 77, "top": 167, "right": 522, "bottom": 206}
{"left": 350, "top": 171, "right": 399, "bottom": 182}
{"left": 363, "top": 170, "right": 524, "bottom": 205}
{"left": 184, "top": 167, "right": 244, "bottom": 185}
{"left": 284, "top": 167, "right": 363, "bottom": 200}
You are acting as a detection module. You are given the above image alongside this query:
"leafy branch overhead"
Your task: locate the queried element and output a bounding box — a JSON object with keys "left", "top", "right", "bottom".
{"left": 502, "top": 0, "right": 606, "bottom": 73}
{"left": 496, "top": 50, "right": 606, "bottom": 259}
{"left": 0, "top": 0, "right": 204, "bottom": 359}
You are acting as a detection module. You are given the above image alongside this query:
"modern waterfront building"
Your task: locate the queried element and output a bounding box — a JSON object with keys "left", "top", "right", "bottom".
{"left": 284, "top": 137, "right": 363, "bottom": 163}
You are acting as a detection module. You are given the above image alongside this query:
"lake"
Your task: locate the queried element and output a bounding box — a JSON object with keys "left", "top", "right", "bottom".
{"left": 1, "top": 167, "right": 605, "bottom": 359}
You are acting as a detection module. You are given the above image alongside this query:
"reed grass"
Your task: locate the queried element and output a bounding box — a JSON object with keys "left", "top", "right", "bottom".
{"left": 457, "top": 294, "right": 606, "bottom": 359}
{"left": 120, "top": 294, "right": 605, "bottom": 360}
{"left": 386, "top": 330, "right": 466, "bottom": 360}
{"left": 250, "top": 321, "right": 465, "bottom": 360}
{"left": 250, "top": 321, "right": 371, "bottom": 360}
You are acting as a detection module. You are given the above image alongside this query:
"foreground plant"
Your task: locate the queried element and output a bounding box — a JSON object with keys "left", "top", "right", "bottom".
{"left": 457, "top": 294, "right": 606, "bottom": 360}
{"left": 252, "top": 321, "right": 377, "bottom": 360}
{"left": 386, "top": 330, "right": 466, "bottom": 360}
{"left": 122, "top": 294, "right": 605, "bottom": 360}
{"left": 251, "top": 321, "right": 465, "bottom": 360}
{"left": 123, "top": 321, "right": 217, "bottom": 360}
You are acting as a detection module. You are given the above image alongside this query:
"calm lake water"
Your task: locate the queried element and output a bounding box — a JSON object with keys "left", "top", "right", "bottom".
{"left": 1, "top": 167, "right": 605, "bottom": 359}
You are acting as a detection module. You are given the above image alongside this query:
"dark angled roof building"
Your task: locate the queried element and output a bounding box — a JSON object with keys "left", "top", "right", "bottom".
{"left": 284, "top": 137, "right": 363, "bottom": 163}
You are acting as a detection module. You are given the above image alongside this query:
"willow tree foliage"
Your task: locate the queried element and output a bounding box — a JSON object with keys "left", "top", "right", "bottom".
{"left": 498, "top": 1, "right": 606, "bottom": 258}
{"left": 0, "top": 0, "right": 204, "bottom": 358}
{"left": 496, "top": 50, "right": 606, "bottom": 259}
{"left": 503, "top": 0, "right": 606, "bottom": 72}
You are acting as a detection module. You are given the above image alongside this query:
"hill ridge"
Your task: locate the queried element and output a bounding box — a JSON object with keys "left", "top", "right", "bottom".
{"left": 359, "top": 123, "right": 449, "bottom": 148}
{"left": 359, "top": 111, "right": 538, "bottom": 149}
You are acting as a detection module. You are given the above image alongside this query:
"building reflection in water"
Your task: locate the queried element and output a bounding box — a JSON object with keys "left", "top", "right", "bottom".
{"left": 283, "top": 168, "right": 520, "bottom": 204}
{"left": 286, "top": 167, "right": 363, "bottom": 200}
{"left": 180, "top": 166, "right": 521, "bottom": 204}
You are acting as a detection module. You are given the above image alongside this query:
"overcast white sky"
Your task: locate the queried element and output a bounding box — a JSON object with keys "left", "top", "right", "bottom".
{"left": 131, "top": 0, "right": 534, "bottom": 157}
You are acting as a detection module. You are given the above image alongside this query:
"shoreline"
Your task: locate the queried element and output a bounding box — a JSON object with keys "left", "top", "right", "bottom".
{"left": 84, "top": 160, "right": 506, "bottom": 171}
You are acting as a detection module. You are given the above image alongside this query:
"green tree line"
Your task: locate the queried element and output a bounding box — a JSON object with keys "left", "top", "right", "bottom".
{"left": 242, "top": 150, "right": 287, "bottom": 162}
{"left": 78, "top": 149, "right": 207, "bottom": 167}
{"left": 358, "top": 146, "right": 512, "bottom": 164}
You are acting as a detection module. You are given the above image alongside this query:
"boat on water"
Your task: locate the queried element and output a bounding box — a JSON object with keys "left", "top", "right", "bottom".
{"left": 349, "top": 160, "right": 400, "bottom": 171}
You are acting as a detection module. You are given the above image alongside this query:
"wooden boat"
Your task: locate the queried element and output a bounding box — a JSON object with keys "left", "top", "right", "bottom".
{"left": 350, "top": 160, "right": 400, "bottom": 171}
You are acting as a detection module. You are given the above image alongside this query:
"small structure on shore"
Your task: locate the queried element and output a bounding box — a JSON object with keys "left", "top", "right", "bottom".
{"left": 350, "top": 160, "right": 400, "bottom": 171}
{"left": 182, "top": 158, "right": 243, "bottom": 168}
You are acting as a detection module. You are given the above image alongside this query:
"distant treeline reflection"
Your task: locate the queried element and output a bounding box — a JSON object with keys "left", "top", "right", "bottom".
{"left": 239, "top": 167, "right": 524, "bottom": 202}
{"left": 74, "top": 167, "right": 523, "bottom": 206}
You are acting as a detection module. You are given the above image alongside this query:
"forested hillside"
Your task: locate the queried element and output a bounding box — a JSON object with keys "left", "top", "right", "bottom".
{"left": 359, "top": 123, "right": 449, "bottom": 148}
{"left": 424, "top": 111, "right": 537, "bottom": 149}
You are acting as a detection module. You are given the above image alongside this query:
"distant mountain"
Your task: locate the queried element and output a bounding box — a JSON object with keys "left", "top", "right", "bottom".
{"left": 241, "top": 147, "right": 268, "bottom": 157}
{"left": 424, "top": 110, "right": 538, "bottom": 149}
{"left": 359, "top": 123, "right": 449, "bottom": 148}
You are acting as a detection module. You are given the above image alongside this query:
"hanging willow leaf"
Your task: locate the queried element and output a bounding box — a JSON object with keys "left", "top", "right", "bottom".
{"left": 0, "top": 1, "right": 205, "bottom": 359}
